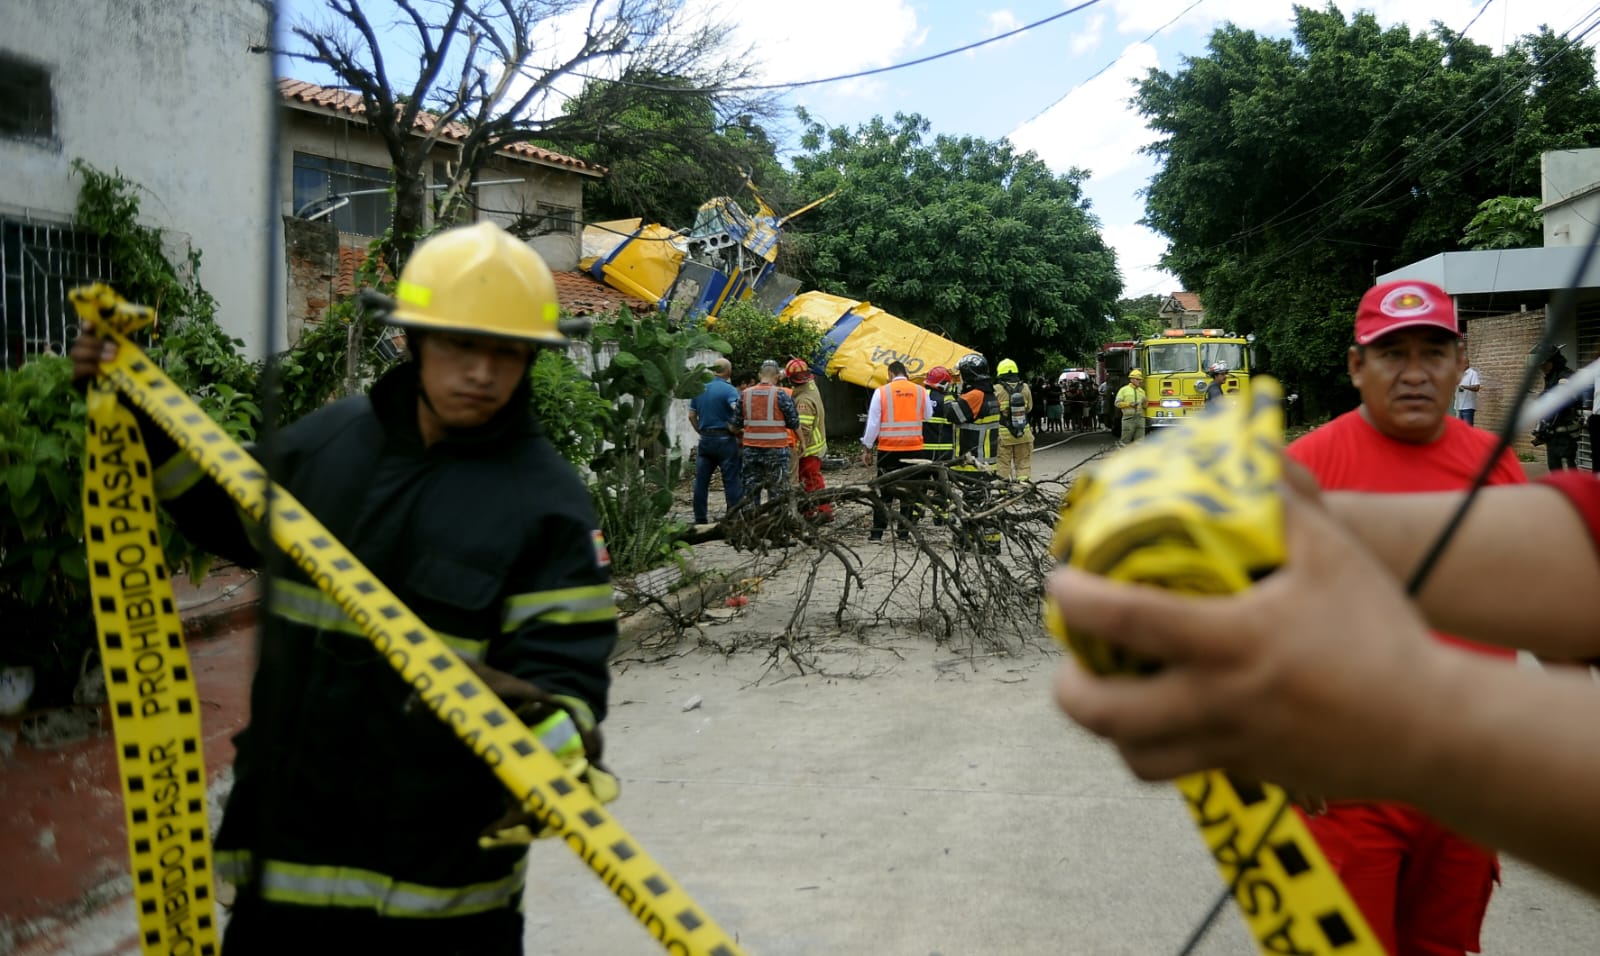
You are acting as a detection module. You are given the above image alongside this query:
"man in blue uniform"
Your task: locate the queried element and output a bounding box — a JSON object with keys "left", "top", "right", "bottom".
{"left": 689, "top": 357, "right": 743, "bottom": 523}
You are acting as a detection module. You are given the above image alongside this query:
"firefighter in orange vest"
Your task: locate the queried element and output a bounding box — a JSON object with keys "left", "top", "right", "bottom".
{"left": 862, "top": 359, "right": 935, "bottom": 542}
{"left": 735, "top": 359, "right": 800, "bottom": 509}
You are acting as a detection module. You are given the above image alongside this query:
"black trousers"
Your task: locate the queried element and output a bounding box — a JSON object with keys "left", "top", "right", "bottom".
{"left": 223, "top": 894, "right": 524, "bottom": 955}
{"left": 871, "top": 449, "right": 922, "bottom": 536}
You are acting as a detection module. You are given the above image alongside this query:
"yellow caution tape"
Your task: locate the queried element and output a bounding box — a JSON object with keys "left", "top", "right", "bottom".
{"left": 83, "top": 304, "right": 222, "bottom": 956}
{"left": 1043, "top": 379, "right": 1382, "bottom": 955}
{"left": 73, "top": 285, "right": 744, "bottom": 956}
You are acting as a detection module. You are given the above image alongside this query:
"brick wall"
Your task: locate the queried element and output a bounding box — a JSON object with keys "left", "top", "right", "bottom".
{"left": 1465, "top": 310, "right": 1543, "bottom": 461}
{"left": 282, "top": 215, "right": 340, "bottom": 344}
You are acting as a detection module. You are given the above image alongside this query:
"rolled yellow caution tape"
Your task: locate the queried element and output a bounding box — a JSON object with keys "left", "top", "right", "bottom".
{"left": 1043, "top": 379, "right": 1382, "bottom": 956}
{"left": 73, "top": 285, "right": 744, "bottom": 956}
{"left": 84, "top": 313, "right": 223, "bottom": 956}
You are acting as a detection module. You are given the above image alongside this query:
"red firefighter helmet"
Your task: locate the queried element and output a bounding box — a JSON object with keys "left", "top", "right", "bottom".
{"left": 924, "top": 366, "right": 953, "bottom": 389}
{"left": 785, "top": 358, "right": 813, "bottom": 383}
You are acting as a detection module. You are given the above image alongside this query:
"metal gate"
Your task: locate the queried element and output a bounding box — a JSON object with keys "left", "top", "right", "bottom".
{"left": 1, "top": 216, "right": 115, "bottom": 369}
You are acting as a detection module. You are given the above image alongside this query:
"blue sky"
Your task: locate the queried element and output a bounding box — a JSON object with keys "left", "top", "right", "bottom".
{"left": 280, "top": 0, "right": 1598, "bottom": 299}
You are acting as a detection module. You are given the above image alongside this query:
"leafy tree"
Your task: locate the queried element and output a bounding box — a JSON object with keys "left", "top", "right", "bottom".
{"left": 784, "top": 112, "right": 1121, "bottom": 370}
{"left": 1137, "top": 5, "right": 1600, "bottom": 412}
{"left": 1462, "top": 196, "right": 1542, "bottom": 249}
{"left": 560, "top": 70, "right": 784, "bottom": 226}
{"left": 586, "top": 308, "right": 727, "bottom": 574}
{"left": 709, "top": 300, "right": 825, "bottom": 381}
{"left": 1111, "top": 293, "right": 1165, "bottom": 341}
{"left": 286, "top": 0, "right": 769, "bottom": 262}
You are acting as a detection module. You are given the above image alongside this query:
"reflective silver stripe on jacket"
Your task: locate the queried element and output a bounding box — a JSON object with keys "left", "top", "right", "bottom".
{"left": 217, "top": 852, "right": 527, "bottom": 918}
{"left": 269, "top": 579, "right": 489, "bottom": 660}
{"left": 502, "top": 584, "right": 616, "bottom": 632}
{"left": 153, "top": 451, "right": 206, "bottom": 500}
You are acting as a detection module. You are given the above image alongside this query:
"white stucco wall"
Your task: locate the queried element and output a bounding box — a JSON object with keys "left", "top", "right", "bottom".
{"left": 1541, "top": 148, "right": 1600, "bottom": 248}
{"left": 283, "top": 111, "right": 590, "bottom": 271}
{"left": 0, "top": 0, "right": 280, "bottom": 355}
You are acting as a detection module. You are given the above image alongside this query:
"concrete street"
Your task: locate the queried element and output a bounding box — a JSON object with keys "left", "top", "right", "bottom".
{"left": 521, "top": 435, "right": 1600, "bottom": 955}
{"left": 29, "top": 433, "right": 1600, "bottom": 955}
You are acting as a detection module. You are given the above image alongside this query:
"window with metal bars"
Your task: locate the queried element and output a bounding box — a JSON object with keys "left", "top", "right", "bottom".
{"left": 1, "top": 218, "right": 115, "bottom": 369}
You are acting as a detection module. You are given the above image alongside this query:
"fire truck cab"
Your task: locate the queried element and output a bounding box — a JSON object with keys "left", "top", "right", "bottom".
{"left": 1140, "top": 329, "right": 1251, "bottom": 428}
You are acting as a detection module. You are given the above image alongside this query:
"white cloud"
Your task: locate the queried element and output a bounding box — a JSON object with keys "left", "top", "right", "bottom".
{"left": 699, "top": 0, "right": 924, "bottom": 97}
{"left": 1105, "top": 222, "right": 1179, "bottom": 298}
{"left": 1007, "top": 41, "right": 1159, "bottom": 180}
{"left": 1107, "top": 0, "right": 1289, "bottom": 37}
{"left": 986, "top": 9, "right": 1025, "bottom": 43}
{"left": 1069, "top": 13, "right": 1105, "bottom": 56}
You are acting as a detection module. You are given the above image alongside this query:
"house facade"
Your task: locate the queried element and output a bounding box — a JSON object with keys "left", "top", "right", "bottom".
{"left": 0, "top": 0, "right": 276, "bottom": 365}
{"left": 279, "top": 79, "right": 604, "bottom": 341}
{"left": 1158, "top": 291, "right": 1205, "bottom": 330}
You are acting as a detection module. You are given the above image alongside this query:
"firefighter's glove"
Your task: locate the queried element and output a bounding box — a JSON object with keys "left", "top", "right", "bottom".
{"left": 466, "top": 661, "right": 618, "bottom": 848}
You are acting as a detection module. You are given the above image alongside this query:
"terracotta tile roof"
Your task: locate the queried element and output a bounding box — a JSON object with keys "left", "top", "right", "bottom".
{"left": 279, "top": 78, "right": 600, "bottom": 176}
{"left": 334, "top": 246, "right": 392, "bottom": 297}
{"left": 552, "top": 270, "right": 653, "bottom": 316}
{"left": 1167, "top": 291, "right": 1204, "bottom": 312}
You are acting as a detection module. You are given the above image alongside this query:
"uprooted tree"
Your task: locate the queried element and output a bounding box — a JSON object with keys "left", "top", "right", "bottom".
{"left": 619, "top": 453, "right": 1106, "bottom": 677}
{"left": 286, "top": 0, "right": 777, "bottom": 263}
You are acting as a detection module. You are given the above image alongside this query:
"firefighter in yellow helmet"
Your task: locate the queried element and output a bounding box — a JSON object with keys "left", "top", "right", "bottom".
{"left": 71, "top": 221, "right": 617, "bottom": 954}
{"left": 1115, "top": 368, "right": 1147, "bottom": 445}
{"left": 994, "top": 358, "right": 1034, "bottom": 481}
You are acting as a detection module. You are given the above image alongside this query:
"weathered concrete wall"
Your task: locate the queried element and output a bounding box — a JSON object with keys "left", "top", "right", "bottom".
{"left": 1542, "top": 148, "right": 1600, "bottom": 248}
{"left": 0, "top": 0, "right": 279, "bottom": 355}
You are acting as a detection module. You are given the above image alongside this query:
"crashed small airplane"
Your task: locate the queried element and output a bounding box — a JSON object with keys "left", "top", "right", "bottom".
{"left": 579, "top": 186, "right": 976, "bottom": 390}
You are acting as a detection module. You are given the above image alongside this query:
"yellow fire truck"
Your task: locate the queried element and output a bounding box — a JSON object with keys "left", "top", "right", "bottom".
{"left": 1140, "top": 328, "right": 1253, "bottom": 429}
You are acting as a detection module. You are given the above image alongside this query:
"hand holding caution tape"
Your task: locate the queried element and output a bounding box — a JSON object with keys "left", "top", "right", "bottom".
{"left": 466, "top": 659, "right": 620, "bottom": 847}
{"left": 1043, "top": 379, "right": 1384, "bottom": 956}
{"left": 71, "top": 285, "right": 744, "bottom": 956}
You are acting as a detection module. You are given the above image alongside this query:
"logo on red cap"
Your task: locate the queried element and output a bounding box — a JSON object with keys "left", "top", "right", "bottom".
{"left": 1355, "top": 280, "right": 1458, "bottom": 345}
{"left": 1380, "top": 287, "right": 1434, "bottom": 317}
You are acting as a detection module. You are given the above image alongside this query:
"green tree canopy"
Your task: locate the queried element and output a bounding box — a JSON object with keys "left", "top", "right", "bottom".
{"left": 1137, "top": 6, "right": 1600, "bottom": 413}
{"left": 560, "top": 70, "right": 785, "bottom": 227}
{"left": 1111, "top": 293, "right": 1165, "bottom": 341}
{"left": 1462, "top": 196, "right": 1542, "bottom": 249}
{"left": 784, "top": 112, "right": 1121, "bottom": 369}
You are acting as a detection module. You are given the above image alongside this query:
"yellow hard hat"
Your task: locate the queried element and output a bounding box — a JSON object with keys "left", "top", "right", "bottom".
{"left": 1128, "top": 369, "right": 1144, "bottom": 380}
{"left": 388, "top": 221, "right": 564, "bottom": 344}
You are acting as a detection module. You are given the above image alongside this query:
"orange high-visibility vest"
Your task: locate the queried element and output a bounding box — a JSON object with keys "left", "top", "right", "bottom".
{"left": 875, "top": 379, "right": 927, "bottom": 452}
{"left": 781, "top": 386, "right": 798, "bottom": 448}
{"left": 742, "top": 385, "right": 789, "bottom": 448}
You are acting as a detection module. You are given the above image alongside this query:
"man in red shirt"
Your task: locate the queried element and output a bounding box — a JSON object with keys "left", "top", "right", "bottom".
{"left": 1285, "top": 279, "right": 1523, "bottom": 955}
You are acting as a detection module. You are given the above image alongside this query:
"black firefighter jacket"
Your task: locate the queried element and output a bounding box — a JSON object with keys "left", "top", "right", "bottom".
{"left": 139, "top": 361, "right": 616, "bottom": 920}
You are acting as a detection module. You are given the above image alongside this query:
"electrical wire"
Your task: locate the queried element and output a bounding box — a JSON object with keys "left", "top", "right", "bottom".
{"left": 1216, "top": 7, "right": 1600, "bottom": 271}
{"left": 1404, "top": 231, "right": 1600, "bottom": 592}
{"left": 560, "top": 0, "right": 1105, "bottom": 95}
{"left": 1013, "top": 0, "right": 1209, "bottom": 132}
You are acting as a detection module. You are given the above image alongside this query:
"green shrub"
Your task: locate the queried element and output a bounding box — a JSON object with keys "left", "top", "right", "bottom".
{"left": 710, "top": 299, "right": 824, "bottom": 378}
{"left": 529, "top": 348, "right": 610, "bottom": 465}
{"left": 587, "top": 308, "right": 727, "bottom": 575}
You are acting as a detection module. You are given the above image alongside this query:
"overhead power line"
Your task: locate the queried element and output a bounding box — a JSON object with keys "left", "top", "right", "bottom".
{"left": 559, "top": 0, "right": 1105, "bottom": 96}
{"left": 1013, "top": 0, "right": 1209, "bottom": 132}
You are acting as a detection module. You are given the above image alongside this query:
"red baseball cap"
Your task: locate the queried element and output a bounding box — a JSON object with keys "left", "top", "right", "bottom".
{"left": 1355, "top": 280, "right": 1460, "bottom": 345}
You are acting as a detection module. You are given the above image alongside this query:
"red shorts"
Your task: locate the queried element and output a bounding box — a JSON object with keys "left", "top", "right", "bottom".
{"left": 1303, "top": 803, "right": 1497, "bottom": 956}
